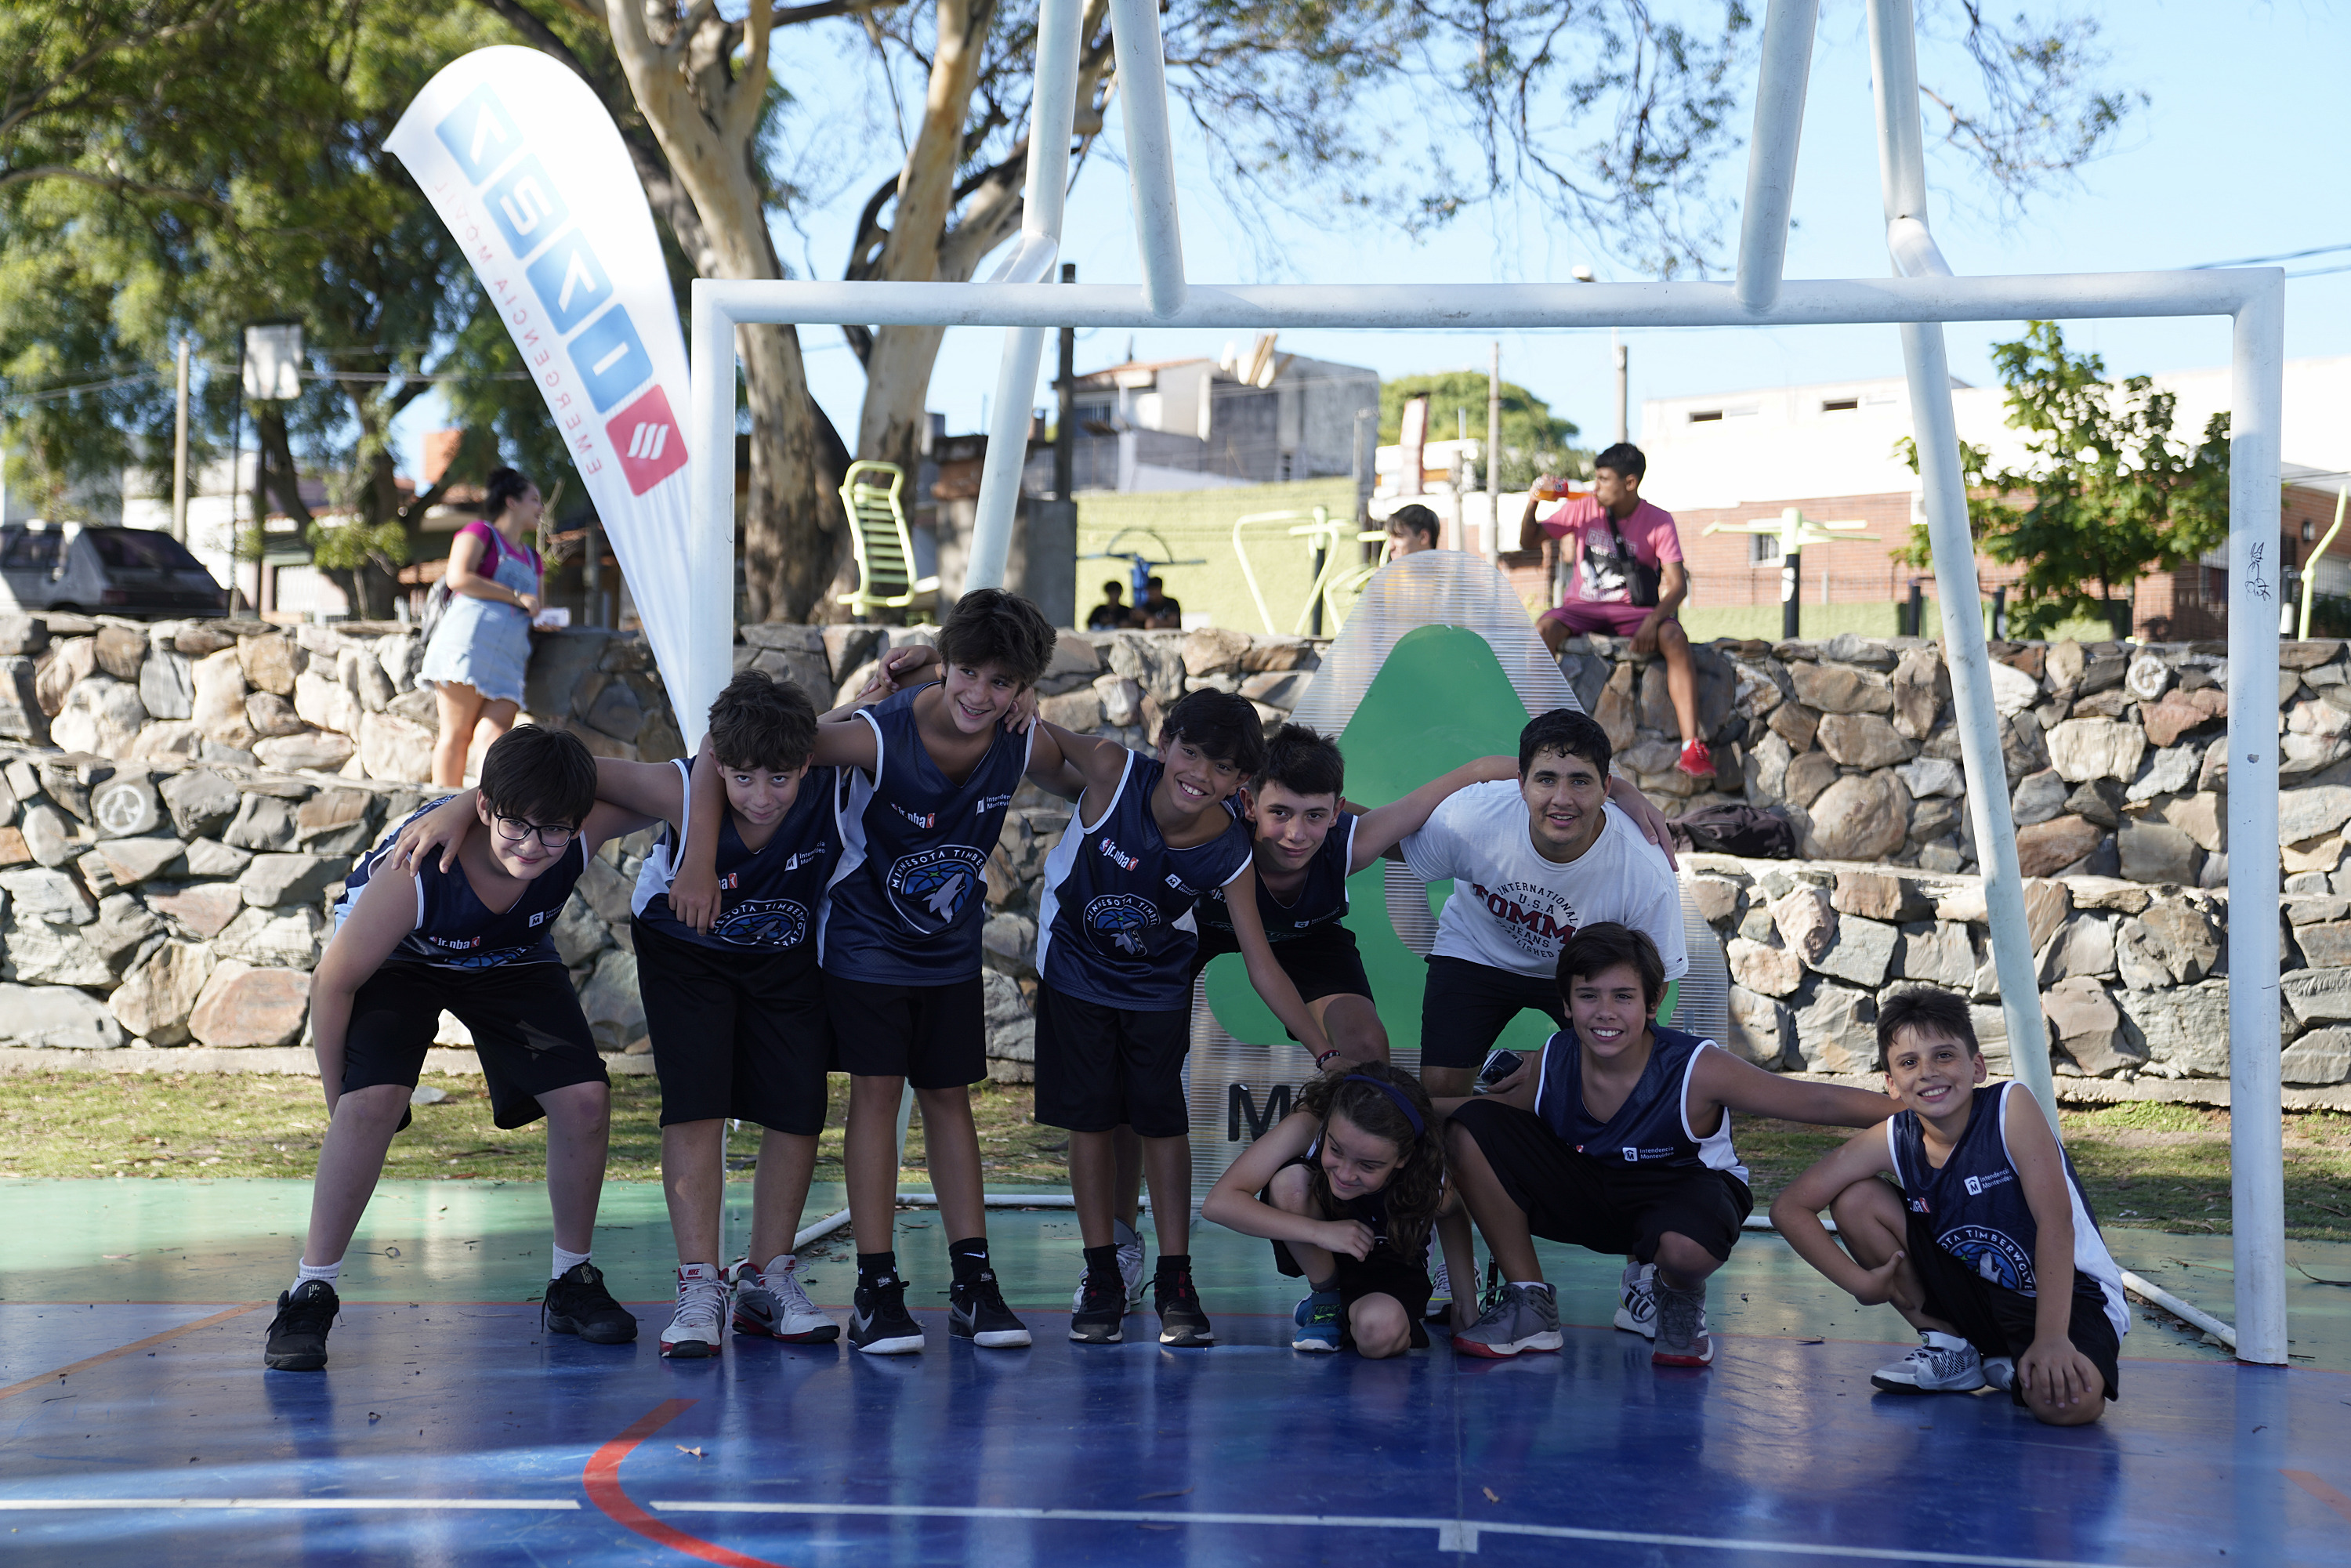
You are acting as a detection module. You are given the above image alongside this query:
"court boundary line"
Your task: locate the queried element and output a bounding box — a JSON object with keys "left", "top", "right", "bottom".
{"left": 0, "top": 1498, "right": 578, "bottom": 1512}
{"left": 0, "top": 1302, "right": 262, "bottom": 1405}
{"left": 2284, "top": 1469, "right": 2351, "bottom": 1529}
{"left": 584, "top": 1398, "right": 792, "bottom": 1568}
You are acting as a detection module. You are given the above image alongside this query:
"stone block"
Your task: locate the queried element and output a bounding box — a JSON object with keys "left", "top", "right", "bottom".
{"left": 138, "top": 651, "right": 194, "bottom": 721}
{"left": 387, "top": 686, "right": 438, "bottom": 730}
{"left": 552, "top": 895, "right": 610, "bottom": 966}
{"left": 2014, "top": 814, "right": 2102, "bottom": 878}
{"left": 1790, "top": 977, "right": 1878, "bottom": 1074}
{"left": 86, "top": 775, "right": 159, "bottom": 840}
{"left": 1768, "top": 884, "right": 1837, "bottom": 963}
{"left": 1813, "top": 914, "right": 1898, "bottom": 987}
{"left": 1817, "top": 712, "right": 1914, "bottom": 769}
{"left": 296, "top": 789, "right": 379, "bottom": 853}
{"left": 3, "top": 920, "right": 115, "bottom": 986}
{"left": 2295, "top": 922, "right": 2351, "bottom": 969}
{"left": 292, "top": 668, "right": 362, "bottom": 737}
{"left": 578, "top": 853, "right": 634, "bottom": 926}
{"left": 52, "top": 675, "right": 147, "bottom": 755}
{"left": 1241, "top": 669, "right": 1313, "bottom": 709}
{"left": 147, "top": 882, "right": 245, "bottom": 939}
{"left": 1788, "top": 663, "right": 1893, "bottom": 715}
{"left": 216, "top": 904, "right": 326, "bottom": 969}
{"left": 1105, "top": 632, "right": 1186, "bottom": 704}
{"left": 0, "top": 655, "right": 47, "bottom": 744}
{"left": 737, "top": 621, "right": 825, "bottom": 655}
{"left": 2039, "top": 912, "right": 2116, "bottom": 983}
{"left": 1726, "top": 984, "right": 1794, "bottom": 1068}
{"left": 107, "top": 939, "right": 215, "bottom": 1046}
{"left": 187, "top": 959, "right": 310, "bottom": 1048}
{"left": 2125, "top": 744, "right": 2199, "bottom": 804}
{"left": 1038, "top": 690, "right": 1103, "bottom": 731}
{"left": 2139, "top": 900, "right": 2222, "bottom": 983}
{"left": 93, "top": 623, "right": 149, "bottom": 680}
{"left": 2280, "top": 785, "right": 2351, "bottom": 846}
{"left": 183, "top": 837, "right": 251, "bottom": 877}
{"left": 1727, "top": 936, "right": 1804, "bottom": 998}
{"left": 1896, "top": 757, "right": 1963, "bottom": 798}
{"left": 1986, "top": 658, "right": 2042, "bottom": 715}
{"left": 96, "top": 835, "right": 186, "bottom": 886}
{"left": 580, "top": 678, "right": 643, "bottom": 743}
{"left": 745, "top": 644, "right": 831, "bottom": 697}
{"left": 0, "top": 617, "right": 48, "bottom": 657}
{"left": 580, "top": 949, "right": 646, "bottom": 1051}
{"left": 127, "top": 720, "right": 201, "bottom": 764}
{"left": 2163, "top": 792, "right": 2224, "bottom": 853}
{"left": 0, "top": 865, "right": 95, "bottom": 924}
{"left": 2045, "top": 976, "right": 2143, "bottom": 1076}
{"left": 2047, "top": 717, "right": 2146, "bottom": 784}
{"left": 1800, "top": 771, "right": 1911, "bottom": 862}
{"left": 1688, "top": 875, "right": 1743, "bottom": 927}
{"left": 2282, "top": 1027, "right": 2351, "bottom": 1085}
{"left": 1831, "top": 869, "right": 1931, "bottom": 924}
{"left": 1890, "top": 647, "right": 1948, "bottom": 739}
{"left": 237, "top": 852, "right": 341, "bottom": 908}
{"left": 237, "top": 632, "right": 299, "bottom": 696}
{"left": 2121, "top": 980, "right": 2234, "bottom": 1076}
{"left": 1895, "top": 922, "right": 1976, "bottom": 989}
{"left": 2285, "top": 968, "right": 2351, "bottom": 1026}
{"left": 35, "top": 638, "right": 95, "bottom": 716}
{"left": 1782, "top": 751, "right": 1839, "bottom": 809}
{"left": 223, "top": 794, "right": 300, "bottom": 852}
{"left": 1744, "top": 731, "right": 1792, "bottom": 801}
{"left": 1182, "top": 626, "right": 1253, "bottom": 677}
{"left": 2114, "top": 917, "right": 2171, "bottom": 990}
{"left": 820, "top": 626, "right": 889, "bottom": 686}
{"left": 359, "top": 711, "right": 436, "bottom": 782}
{"left": 2062, "top": 777, "right": 2124, "bottom": 830}
{"left": 161, "top": 769, "right": 241, "bottom": 839}
{"left": 1243, "top": 636, "right": 1318, "bottom": 673}
{"left": 984, "top": 912, "right": 1037, "bottom": 966}
{"left": 0, "top": 982, "right": 124, "bottom": 1048}
{"left": 1093, "top": 675, "right": 1142, "bottom": 728}
{"left": 244, "top": 691, "right": 304, "bottom": 737}
{"left": 1594, "top": 664, "right": 1638, "bottom": 754}
{"left": 2117, "top": 817, "right": 2201, "bottom": 886}
{"left": 1767, "top": 701, "right": 1820, "bottom": 752}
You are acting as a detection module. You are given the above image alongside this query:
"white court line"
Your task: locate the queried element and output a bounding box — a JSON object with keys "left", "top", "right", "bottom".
{"left": 649, "top": 1498, "right": 2123, "bottom": 1566}
{"left": 0, "top": 1498, "right": 578, "bottom": 1512}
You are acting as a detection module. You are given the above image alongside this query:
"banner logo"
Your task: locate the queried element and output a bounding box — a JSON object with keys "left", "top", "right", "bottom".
{"left": 610, "top": 386, "right": 686, "bottom": 494}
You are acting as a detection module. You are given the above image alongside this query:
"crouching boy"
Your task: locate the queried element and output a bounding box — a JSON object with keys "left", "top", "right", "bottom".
{"left": 263, "top": 725, "right": 655, "bottom": 1371}
{"left": 1442, "top": 922, "right": 1892, "bottom": 1367}
{"left": 1770, "top": 987, "right": 2125, "bottom": 1425}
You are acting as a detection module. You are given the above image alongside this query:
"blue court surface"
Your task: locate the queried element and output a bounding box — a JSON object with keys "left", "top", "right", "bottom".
{"left": 5, "top": 1179, "right": 2351, "bottom": 1566}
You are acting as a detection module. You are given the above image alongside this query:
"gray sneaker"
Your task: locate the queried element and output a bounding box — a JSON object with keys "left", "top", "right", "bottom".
{"left": 730, "top": 1255, "right": 840, "bottom": 1345}
{"left": 1067, "top": 1220, "right": 1146, "bottom": 1313}
{"left": 1614, "top": 1260, "right": 1657, "bottom": 1339}
{"left": 1451, "top": 1282, "right": 1563, "bottom": 1359}
{"left": 1871, "top": 1331, "right": 1984, "bottom": 1392}
{"left": 1981, "top": 1355, "right": 2016, "bottom": 1392}
{"left": 1651, "top": 1280, "right": 1714, "bottom": 1366}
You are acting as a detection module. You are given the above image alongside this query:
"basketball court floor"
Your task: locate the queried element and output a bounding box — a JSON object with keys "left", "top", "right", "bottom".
{"left": 5, "top": 1178, "right": 2349, "bottom": 1566}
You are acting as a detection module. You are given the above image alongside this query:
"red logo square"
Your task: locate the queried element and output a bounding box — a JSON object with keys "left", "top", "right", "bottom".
{"left": 605, "top": 386, "right": 688, "bottom": 496}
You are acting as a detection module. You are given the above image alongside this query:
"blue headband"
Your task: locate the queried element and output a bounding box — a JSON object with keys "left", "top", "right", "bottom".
{"left": 1342, "top": 1074, "right": 1425, "bottom": 1139}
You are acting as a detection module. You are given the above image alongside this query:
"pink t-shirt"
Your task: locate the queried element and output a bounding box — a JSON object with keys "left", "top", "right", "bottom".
{"left": 1540, "top": 496, "right": 1681, "bottom": 604}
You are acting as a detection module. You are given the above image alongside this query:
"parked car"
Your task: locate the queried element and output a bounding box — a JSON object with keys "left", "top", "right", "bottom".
{"left": 0, "top": 523, "right": 230, "bottom": 619}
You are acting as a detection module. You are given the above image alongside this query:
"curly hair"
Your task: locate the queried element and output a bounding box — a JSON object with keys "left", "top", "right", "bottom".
{"left": 707, "top": 669, "right": 817, "bottom": 773}
{"left": 1295, "top": 1062, "right": 1447, "bottom": 1261}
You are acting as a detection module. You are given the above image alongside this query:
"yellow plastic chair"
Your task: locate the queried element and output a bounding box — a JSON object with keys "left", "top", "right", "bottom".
{"left": 835, "top": 461, "right": 940, "bottom": 620}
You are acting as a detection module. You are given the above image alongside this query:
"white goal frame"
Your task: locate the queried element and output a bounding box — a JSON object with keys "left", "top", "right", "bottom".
{"left": 683, "top": 0, "right": 2288, "bottom": 1362}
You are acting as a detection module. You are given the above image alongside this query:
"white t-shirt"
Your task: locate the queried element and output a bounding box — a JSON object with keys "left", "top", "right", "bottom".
{"left": 1400, "top": 783, "right": 1688, "bottom": 981}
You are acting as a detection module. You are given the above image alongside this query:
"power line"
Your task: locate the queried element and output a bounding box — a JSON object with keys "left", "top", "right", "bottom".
{"left": 2190, "top": 241, "right": 2351, "bottom": 270}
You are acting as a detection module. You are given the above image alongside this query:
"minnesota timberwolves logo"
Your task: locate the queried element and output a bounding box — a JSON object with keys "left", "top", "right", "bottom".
{"left": 887, "top": 846, "right": 987, "bottom": 930}
{"left": 712, "top": 898, "right": 810, "bottom": 948}
{"left": 1943, "top": 1225, "right": 2036, "bottom": 1292}
{"left": 1085, "top": 893, "right": 1161, "bottom": 957}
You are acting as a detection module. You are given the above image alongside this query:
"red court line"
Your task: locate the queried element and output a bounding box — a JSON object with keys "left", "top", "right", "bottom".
{"left": 585, "top": 1398, "right": 794, "bottom": 1568}
{"left": 0, "top": 1302, "right": 263, "bottom": 1405}
{"left": 2286, "top": 1470, "right": 2351, "bottom": 1528}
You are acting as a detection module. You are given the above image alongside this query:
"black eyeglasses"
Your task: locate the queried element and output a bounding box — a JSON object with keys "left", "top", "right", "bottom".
{"left": 492, "top": 813, "right": 576, "bottom": 850}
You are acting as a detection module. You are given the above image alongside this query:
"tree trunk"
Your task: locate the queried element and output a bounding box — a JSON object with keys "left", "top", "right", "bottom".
{"left": 602, "top": 0, "right": 843, "bottom": 621}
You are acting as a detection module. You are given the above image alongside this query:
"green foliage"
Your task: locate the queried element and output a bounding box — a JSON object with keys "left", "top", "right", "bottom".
{"left": 1895, "top": 322, "right": 2231, "bottom": 638}
{"left": 1378, "top": 371, "right": 1586, "bottom": 490}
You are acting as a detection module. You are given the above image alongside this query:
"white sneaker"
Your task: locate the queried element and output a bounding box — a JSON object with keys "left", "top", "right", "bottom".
{"left": 730, "top": 1255, "right": 841, "bottom": 1344}
{"left": 660, "top": 1264, "right": 729, "bottom": 1360}
{"left": 1871, "top": 1331, "right": 1986, "bottom": 1393}
{"left": 1069, "top": 1219, "right": 1147, "bottom": 1313}
{"left": 1614, "top": 1260, "right": 1657, "bottom": 1339}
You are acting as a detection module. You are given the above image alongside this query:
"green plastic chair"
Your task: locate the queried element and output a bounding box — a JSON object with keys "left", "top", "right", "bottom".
{"left": 835, "top": 461, "right": 940, "bottom": 621}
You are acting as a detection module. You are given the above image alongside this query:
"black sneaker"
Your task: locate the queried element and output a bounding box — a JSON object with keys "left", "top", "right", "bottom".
{"left": 543, "top": 1262, "right": 639, "bottom": 1344}
{"left": 1154, "top": 1266, "right": 1214, "bottom": 1348}
{"left": 263, "top": 1280, "right": 339, "bottom": 1371}
{"left": 847, "top": 1276, "right": 924, "bottom": 1356}
{"left": 948, "top": 1269, "right": 1033, "bottom": 1348}
{"left": 1070, "top": 1273, "right": 1125, "bottom": 1344}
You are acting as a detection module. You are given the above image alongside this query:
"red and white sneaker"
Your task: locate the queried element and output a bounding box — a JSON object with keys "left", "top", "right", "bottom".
{"left": 729, "top": 1255, "right": 841, "bottom": 1344}
{"left": 1675, "top": 739, "right": 1714, "bottom": 780}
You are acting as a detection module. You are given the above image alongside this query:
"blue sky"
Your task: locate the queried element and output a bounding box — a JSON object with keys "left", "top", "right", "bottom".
{"left": 397, "top": 1, "right": 2351, "bottom": 474}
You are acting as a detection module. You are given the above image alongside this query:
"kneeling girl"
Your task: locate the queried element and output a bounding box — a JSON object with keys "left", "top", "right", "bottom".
{"left": 1203, "top": 1063, "right": 1473, "bottom": 1357}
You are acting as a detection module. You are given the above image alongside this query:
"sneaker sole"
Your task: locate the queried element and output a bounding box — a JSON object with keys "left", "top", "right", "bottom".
{"left": 547, "top": 1316, "right": 639, "bottom": 1345}
{"left": 734, "top": 1313, "right": 842, "bottom": 1344}
{"left": 1157, "top": 1327, "right": 1214, "bottom": 1347}
{"left": 263, "top": 1349, "right": 328, "bottom": 1371}
{"left": 951, "top": 1324, "right": 1034, "bottom": 1348}
{"left": 1654, "top": 1344, "right": 1716, "bottom": 1367}
{"left": 1614, "top": 1306, "right": 1657, "bottom": 1339}
{"left": 1069, "top": 1324, "right": 1125, "bottom": 1344}
{"left": 660, "top": 1339, "right": 719, "bottom": 1360}
{"left": 1291, "top": 1337, "right": 1341, "bottom": 1353}
{"left": 851, "top": 1333, "right": 925, "bottom": 1355}
{"left": 1454, "top": 1333, "right": 1563, "bottom": 1360}
{"left": 1869, "top": 1372, "right": 1980, "bottom": 1394}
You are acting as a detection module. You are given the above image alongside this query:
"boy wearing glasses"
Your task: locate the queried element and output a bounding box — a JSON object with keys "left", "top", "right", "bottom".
{"left": 263, "top": 724, "right": 658, "bottom": 1371}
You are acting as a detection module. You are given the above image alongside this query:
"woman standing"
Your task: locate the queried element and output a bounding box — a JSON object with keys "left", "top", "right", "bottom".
{"left": 418, "top": 467, "right": 545, "bottom": 788}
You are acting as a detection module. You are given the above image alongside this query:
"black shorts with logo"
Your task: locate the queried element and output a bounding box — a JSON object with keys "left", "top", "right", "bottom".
{"left": 1448, "top": 1098, "right": 1751, "bottom": 1263}
{"left": 342, "top": 960, "right": 607, "bottom": 1131}
{"left": 633, "top": 918, "right": 832, "bottom": 1135}
{"left": 1905, "top": 1207, "right": 2123, "bottom": 1403}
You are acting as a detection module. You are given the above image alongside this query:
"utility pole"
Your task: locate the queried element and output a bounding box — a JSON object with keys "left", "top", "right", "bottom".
{"left": 1486, "top": 341, "right": 1503, "bottom": 559}
{"left": 172, "top": 339, "right": 190, "bottom": 544}
{"left": 1056, "top": 263, "right": 1076, "bottom": 500}
{"left": 1612, "top": 331, "right": 1628, "bottom": 445}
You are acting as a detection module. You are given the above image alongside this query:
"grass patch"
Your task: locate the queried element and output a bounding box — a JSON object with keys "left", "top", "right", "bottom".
{"left": 6, "top": 1072, "right": 2349, "bottom": 1242}
{"left": 0, "top": 1070, "right": 1069, "bottom": 1187}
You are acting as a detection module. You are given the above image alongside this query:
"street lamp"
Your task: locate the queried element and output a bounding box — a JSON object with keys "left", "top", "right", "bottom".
{"left": 1570, "top": 266, "right": 1628, "bottom": 445}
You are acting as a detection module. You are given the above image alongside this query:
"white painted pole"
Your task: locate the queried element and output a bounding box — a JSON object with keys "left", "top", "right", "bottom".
{"left": 1107, "top": 0, "right": 1186, "bottom": 317}
{"left": 685, "top": 284, "right": 738, "bottom": 754}
{"left": 1733, "top": 0, "right": 1820, "bottom": 313}
{"left": 1486, "top": 341, "right": 1502, "bottom": 562}
{"left": 1612, "top": 333, "right": 1628, "bottom": 445}
{"left": 2226, "top": 275, "right": 2288, "bottom": 1367}
{"left": 171, "top": 339, "right": 191, "bottom": 543}
{"left": 967, "top": 0, "right": 1085, "bottom": 595}
{"left": 1866, "top": 0, "right": 2055, "bottom": 1124}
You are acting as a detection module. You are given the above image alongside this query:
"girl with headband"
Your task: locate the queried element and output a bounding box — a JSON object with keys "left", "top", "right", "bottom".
{"left": 1202, "top": 1063, "right": 1471, "bottom": 1356}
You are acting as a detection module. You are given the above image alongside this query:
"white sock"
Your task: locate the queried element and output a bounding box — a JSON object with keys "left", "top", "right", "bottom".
{"left": 1922, "top": 1329, "right": 1970, "bottom": 1351}
{"left": 552, "top": 1244, "right": 592, "bottom": 1280}
{"left": 1509, "top": 1280, "right": 1550, "bottom": 1295}
{"left": 294, "top": 1258, "right": 341, "bottom": 1289}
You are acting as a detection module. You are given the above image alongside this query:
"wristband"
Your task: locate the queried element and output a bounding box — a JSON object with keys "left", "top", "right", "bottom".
{"left": 1314, "top": 1049, "right": 1341, "bottom": 1069}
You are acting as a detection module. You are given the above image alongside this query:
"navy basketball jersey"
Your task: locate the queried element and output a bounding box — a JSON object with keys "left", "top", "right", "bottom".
{"left": 333, "top": 805, "right": 583, "bottom": 969}
{"left": 1200, "top": 813, "right": 1357, "bottom": 944}
{"left": 1034, "top": 752, "right": 1252, "bottom": 1010}
{"left": 1887, "top": 1081, "right": 2130, "bottom": 1337}
{"left": 819, "top": 683, "right": 1031, "bottom": 984}
{"left": 1533, "top": 1023, "right": 1748, "bottom": 1184}
{"left": 632, "top": 756, "right": 839, "bottom": 961}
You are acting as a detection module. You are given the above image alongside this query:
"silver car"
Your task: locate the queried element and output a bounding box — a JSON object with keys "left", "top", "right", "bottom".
{"left": 0, "top": 524, "right": 229, "bottom": 619}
